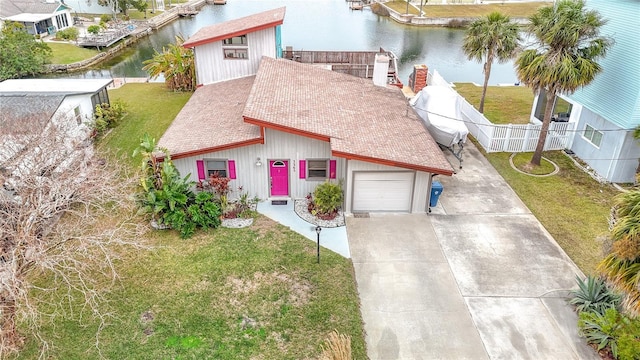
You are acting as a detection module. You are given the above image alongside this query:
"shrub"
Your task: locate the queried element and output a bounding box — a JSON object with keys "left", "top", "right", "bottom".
{"left": 447, "top": 19, "right": 470, "bottom": 28}
{"left": 570, "top": 275, "right": 621, "bottom": 315}
{"left": 100, "top": 14, "right": 112, "bottom": 23}
{"left": 578, "top": 308, "right": 622, "bottom": 358}
{"left": 56, "top": 27, "right": 79, "bottom": 41}
{"left": 93, "top": 100, "right": 126, "bottom": 138}
{"left": 313, "top": 181, "right": 343, "bottom": 216}
{"left": 618, "top": 316, "right": 640, "bottom": 360}
{"left": 134, "top": 135, "right": 222, "bottom": 238}
{"left": 87, "top": 24, "right": 101, "bottom": 35}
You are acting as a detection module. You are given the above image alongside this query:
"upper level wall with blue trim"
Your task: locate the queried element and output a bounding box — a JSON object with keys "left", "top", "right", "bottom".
{"left": 568, "top": 0, "right": 640, "bottom": 130}
{"left": 275, "top": 25, "right": 282, "bottom": 58}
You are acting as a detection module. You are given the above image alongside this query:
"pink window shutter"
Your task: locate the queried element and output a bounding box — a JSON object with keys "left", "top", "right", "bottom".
{"left": 228, "top": 160, "right": 236, "bottom": 179}
{"left": 196, "top": 160, "right": 205, "bottom": 181}
{"left": 299, "top": 160, "right": 306, "bottom": 179}
{"left": 329, "top": 160, "right": 337, "bottom": 179}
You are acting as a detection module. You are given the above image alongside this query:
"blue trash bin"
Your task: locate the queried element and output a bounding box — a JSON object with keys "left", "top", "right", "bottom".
{"left": 430, "top": 181, "right": 443, "bottom": 207}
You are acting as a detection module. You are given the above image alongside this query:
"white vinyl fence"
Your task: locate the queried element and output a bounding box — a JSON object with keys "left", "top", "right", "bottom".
{"left": 428, "top": 70, "right": 575, "bottom": 153}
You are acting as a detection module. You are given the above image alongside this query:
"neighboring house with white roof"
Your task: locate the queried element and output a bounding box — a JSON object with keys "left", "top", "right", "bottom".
{"left": 0, "top": 78, "right": 112, "bottom": 197}
{"left": 530, "top": 0, "right": 640, "bottom": 183}
{"left": 0, "top": 78, "right": 113, "bottom": 139}
{"left": 0, "top": 0, "right": 72, "bottom": 35}
{"left": 158, "top": 8, "right": 453, "bottom": 214}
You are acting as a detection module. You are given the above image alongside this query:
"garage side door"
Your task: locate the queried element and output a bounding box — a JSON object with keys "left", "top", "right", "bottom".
{"left": 352, "top": 172, "right": 414, "bottom": 212}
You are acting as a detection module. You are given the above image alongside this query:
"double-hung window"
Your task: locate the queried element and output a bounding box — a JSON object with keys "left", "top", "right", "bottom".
{"left": 206, "top": 160, "right": 227, "bottom": 177}
{"left": 307, "top": 159, "right": 328, "bottom": 180}
{"left": 222, "top": 35, "right": 248, "bottom": 59}
{"left": 583, "top": 124, "right": 603, "bottom": 147}
{"left": 74, "top": 106, "right": 82, "bottom": 125}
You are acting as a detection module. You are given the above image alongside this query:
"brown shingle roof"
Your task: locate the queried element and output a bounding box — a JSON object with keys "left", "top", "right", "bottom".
{"left": 182, "top": 7, "right": 286, "bottom": 48}
{"left": 157, "top": 76, "right": 261, "bottom": 157}
{"left": 243, "top": 57, "right": 454, "bottom": 175}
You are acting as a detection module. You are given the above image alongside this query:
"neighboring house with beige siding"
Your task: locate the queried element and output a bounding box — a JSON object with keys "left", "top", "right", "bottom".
{"left": 158, "top": 8, "right": 453, "bottom": 214}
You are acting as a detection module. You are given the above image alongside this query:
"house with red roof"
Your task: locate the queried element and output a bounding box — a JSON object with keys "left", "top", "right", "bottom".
{"left": 158, "top": 7, "right": 453, "bottom": 213}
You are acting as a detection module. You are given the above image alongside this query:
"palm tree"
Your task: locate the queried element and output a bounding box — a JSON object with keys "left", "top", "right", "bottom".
{"left": 142, "top": 35, "right": 196, "bottom": 91}
{"left": 462, "top": 12, "right": 520, "bottom": 113}
{"left": 515, "top": 0, "right": 611, "bottom": 166}
{"left": 599, "top": 190, "right": 640, "bottom": 316}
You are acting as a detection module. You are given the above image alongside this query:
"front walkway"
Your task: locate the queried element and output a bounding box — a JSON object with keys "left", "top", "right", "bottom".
{"left": 257, "top": 201, "right": 350, "bottom": 258}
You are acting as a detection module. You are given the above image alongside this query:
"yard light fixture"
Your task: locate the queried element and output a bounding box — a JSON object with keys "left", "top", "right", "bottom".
{"left": 315, "top": 226, "right": 322, "bottom": 264}
{"left": 255, "top": 157, "right": 262, "bottom": 166}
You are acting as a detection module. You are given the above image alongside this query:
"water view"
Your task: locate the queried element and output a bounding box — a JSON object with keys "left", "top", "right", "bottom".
{"left": 82, "top": 0, "right": 520, "bottom": 84}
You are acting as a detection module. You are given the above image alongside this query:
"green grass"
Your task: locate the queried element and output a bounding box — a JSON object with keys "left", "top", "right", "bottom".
{"left": 18, "top": 220, "right": 366, "bottom": 359}
{"left": 16, "top": 84, "right": 366, "bottom": 359}
{"left": 385, "top": 1, "right": 546, "bottom": 18}
{"left": 48, "top": 42, "right": 99, "bottom": 64}
{"left": 100, "top": 83, "right": 192, "bottom": 168}
{"left": 454, "top": 83, "right": 534, "bottom": 124}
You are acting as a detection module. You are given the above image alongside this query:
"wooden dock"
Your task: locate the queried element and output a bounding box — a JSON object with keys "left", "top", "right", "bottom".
{"left": 177, "top": 6, "right": 199, "bottom": 16}
{"left": 77, "top": 24, "right": 136, "bottom": 48}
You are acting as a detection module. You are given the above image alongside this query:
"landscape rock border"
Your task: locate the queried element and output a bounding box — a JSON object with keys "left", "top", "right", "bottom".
{"left": 509, "top": 153, "right": 560, "bottom": 177}
{"left": 293, "top": 199, "right": 345, "bottom": 228}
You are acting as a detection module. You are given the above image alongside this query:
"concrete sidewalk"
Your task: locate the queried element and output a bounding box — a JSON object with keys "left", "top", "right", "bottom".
{"left": 257, "top": 201, "right": 350, "bottom": 258}
{"left": 347, "top": 142, "right": 597, "bottom": 359}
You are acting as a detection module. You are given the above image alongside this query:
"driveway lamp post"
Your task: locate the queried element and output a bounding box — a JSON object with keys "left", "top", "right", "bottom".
{"left": 315, "top": 226, "right": 322, "bottom": 264}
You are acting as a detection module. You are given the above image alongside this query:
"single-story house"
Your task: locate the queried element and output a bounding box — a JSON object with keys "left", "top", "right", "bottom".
{"left": 0, "top": 0, "right": 72, "bottom": 35}
{"left": 530, "top": 0, "right": 640, "bottom": 183}
{"left": 158, "top": 57, "right": 454, "bottom": 213}
{"left": 0, "top": 78, "right": 113, "bottom": 139}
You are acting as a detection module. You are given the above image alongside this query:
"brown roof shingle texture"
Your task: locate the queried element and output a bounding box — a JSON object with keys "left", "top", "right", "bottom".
{"left": 244, "top": 57, "right": 453, "bottom": 175}
{"left": 182, "top": 7, "right": 286, "bottom": 48}
{"left": 157, "top": 76, "right": 260, "bottom": 156}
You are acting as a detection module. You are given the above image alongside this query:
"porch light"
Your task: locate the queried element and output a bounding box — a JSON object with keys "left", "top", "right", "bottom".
{"left": 255, "top": 157, "right": 262, "bottom": 166}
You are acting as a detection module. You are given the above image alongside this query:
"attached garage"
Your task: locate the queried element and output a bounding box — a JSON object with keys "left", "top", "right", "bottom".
{"left": 352, "top": 171, "right": 415, "bottom": 212}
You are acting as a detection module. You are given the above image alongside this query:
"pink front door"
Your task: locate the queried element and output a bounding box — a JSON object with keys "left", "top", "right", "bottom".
{"left": 269, "top": 160, "right": 289, "bottom": 196}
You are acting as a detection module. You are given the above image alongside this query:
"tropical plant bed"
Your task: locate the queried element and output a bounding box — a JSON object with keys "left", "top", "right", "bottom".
{"left": 294, "top": 199, "right": 345, "bottom": 228}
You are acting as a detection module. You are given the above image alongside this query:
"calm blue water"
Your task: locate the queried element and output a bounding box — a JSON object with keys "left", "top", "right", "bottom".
{"left": 81, "top": 0, "right": 519, "bottom": 85}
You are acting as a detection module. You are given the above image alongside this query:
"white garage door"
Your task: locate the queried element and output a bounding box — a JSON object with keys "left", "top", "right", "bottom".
{"left": 352, "top": 172, "right": 414, "bottom": 212}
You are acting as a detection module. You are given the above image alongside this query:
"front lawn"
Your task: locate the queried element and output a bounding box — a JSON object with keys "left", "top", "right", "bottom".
{"left": 16, "top": 83, "right": 366, "bottom": 359}
{"left": 48, "top": 42, "right": 99, "bottom": 64}
{"left": 453, "top": 83, "right": 534, "bottom": 124}
{"left": 18, "top": 220, "right": 366, "bottom": 359}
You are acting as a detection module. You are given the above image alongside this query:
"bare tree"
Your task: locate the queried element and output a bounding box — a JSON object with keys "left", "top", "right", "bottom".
{"left": 0, "top": 112, "right": 145, "bottom": 357}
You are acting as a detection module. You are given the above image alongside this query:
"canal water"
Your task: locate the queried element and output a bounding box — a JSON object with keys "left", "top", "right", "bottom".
{"left": 80, "top": 0, "right": 519, "bottom": 85}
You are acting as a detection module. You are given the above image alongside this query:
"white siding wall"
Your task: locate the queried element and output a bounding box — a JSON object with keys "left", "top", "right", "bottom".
{"left": 53, "top": 94, "right": 95, "bottom": 140}
{"left": 571, "top": 106, "right": 640, "bottom": 183}
{"left": 194, "top": 27, "right": 277, "bottom": 85}
{"left": 344, "top": 160, "right": 431, "bottom": 214}
{"left": 171, "top": 128, "right": 344, "bottom": 200}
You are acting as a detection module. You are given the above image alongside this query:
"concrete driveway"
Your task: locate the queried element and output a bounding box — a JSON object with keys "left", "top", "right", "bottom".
{"left": 346, "top": 143, "right": 598, "bottom": 360}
